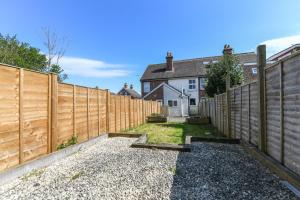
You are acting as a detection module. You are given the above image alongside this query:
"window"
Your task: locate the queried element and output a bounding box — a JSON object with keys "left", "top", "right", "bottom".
{"left": 189, "top": 79, "right": 196, "bottom": 89}
{"left": 199, "top": 78, "right": 206, "bottom": 90}
{"left": 252, "top": 67, "right": 257, "bottom": 75}
{"left": 173, "top": 101, "right": 177, "bottom": 107}
{"left": 168, "top": 100, "right": 178, "bottom": 107}
{"left": 144, "top": 82, "right": 150, "bottom": 93}
{"left": 190, "top": 98, "right": 196, "bottom": 106}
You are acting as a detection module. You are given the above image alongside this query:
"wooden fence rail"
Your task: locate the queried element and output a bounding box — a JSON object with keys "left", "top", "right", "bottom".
{"left": 0, "top": 63, "right": 161, "bottom": 172}
{"left": 199, "top": 46, "right": 300, "bottom": 178}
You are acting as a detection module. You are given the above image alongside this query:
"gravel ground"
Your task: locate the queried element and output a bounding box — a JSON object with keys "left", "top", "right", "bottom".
{"left": 0, "top": 137, "right": 298, "bottom": 200}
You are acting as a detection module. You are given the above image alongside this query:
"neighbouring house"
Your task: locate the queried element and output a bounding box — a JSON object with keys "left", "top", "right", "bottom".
{"left": 117, "top": 83, "right": 141, "bottom": 99}
{"left": 141, "top": 45, "right": 257, "bottom": 116}
{"left": 243, "top": 44, "right": 300, "bottom": 83}
{"left": 267, "top": 44, "right": 300, "bottom": 62}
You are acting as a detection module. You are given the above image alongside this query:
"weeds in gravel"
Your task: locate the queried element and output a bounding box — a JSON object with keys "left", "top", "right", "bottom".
{"left": 169, "top": 167, "right": 181, "bottom": 176}
{"left": 71, "top": 171, "right": 83, "bottom": 180}
{"left": 57, "top": 136, "right": 78, "bottom": 150}
{"left": 22, "top": 168, "right": 45, "bottom": 181}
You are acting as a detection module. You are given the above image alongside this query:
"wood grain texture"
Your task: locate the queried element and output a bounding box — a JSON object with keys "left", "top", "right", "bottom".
{"left": 75, "top": 86, "right": 88, "bottom": 143}
{"left": 57, "top": 83, "right": 74, "bottom": 145}
{"left": 282, "top": 55, "right": 300, "bottom": 175}
{"left": 0, "top": 65, "right": 20, "bottom": 171}
{"left": 266, "top": 64, "right": 281, "bottom": 162}
{"left": 23, "top": 70, "right": 48, "bottom": 162}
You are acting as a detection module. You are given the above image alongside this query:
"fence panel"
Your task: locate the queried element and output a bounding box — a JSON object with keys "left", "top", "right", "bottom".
{"left": 57, "top": 84, "right": 74, "bottom": 146}
{"left": 241, "top": 85, "right": 250, "bottom": 142}
{"left": 283, "top": 55, "right": 300, "bottom": 175}
{"left": 0, "top": 66, "right": 20, "bottom": 171}
{"left": 99, "top": 90, "right": 107, "bottom": 134}
{"left": 249, "top": 82, "right": 258, "bottom": 146}
{"left": 109, "top": 95, "right": 116, "bottom": 132}
{"left": 266, "top": 64, "right": 281, "bottom": 162}
{"left": 89, "top": 88, "right": 99, "bottom": 138}
{"left": 75, "top": 86, "right": 88, "bottom": 143}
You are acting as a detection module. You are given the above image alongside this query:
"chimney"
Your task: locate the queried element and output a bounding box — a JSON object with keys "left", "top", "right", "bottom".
{"left": 166, "top": 52, "right": 173, "bottom": 71}
{"left": 130, "top": 84, "right": 133, "bottom": 89}
{"left": 223, "top": 44, "right": 233, "bottom": 55}
{"left": 124, "top": 83, "right": 128, "bottom": 89}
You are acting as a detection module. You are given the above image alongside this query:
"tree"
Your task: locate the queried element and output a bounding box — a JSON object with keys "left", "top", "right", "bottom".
{"left": 42, "top": 27, "right": 68, "bottom": 82}
{"left": 0, "top": 33, "right": 68, "bottom": 82}
{"left": 0, "top": 34, "right": 47, "bottom": 71}
{"left": 205, "top": 45, "right": 243, "bottom": 97}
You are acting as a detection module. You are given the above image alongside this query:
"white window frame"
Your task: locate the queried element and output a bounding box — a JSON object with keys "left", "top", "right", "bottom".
{"left": 144, "top": 82, "right": 150, "bottom": 93}
{"left": 199, "top": 78, "right": 206, "bottom": 90}
{"left": 167, "top": 100, "right": 178, "bottom": 107}
{"left": 252, "top": 67, "right": 257, "bottom": 75}
{"left": 188, "top": 79, "right": 196, "bottom": 90}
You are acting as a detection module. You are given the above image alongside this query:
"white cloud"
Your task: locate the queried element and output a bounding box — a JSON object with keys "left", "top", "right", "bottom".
{"left": 260, "top": 34, "right": 300, "bottom": 57}
{"left": 60, "top": 56, "right": 131, "bottom": 78}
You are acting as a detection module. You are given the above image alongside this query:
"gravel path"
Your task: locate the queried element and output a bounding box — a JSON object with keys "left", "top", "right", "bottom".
{"left": 0, "top": 137, "right": 298, "bottom": 200}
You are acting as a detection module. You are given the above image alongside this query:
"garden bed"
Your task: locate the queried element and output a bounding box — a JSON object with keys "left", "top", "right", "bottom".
{"left": 123, "top": 122, "right": 221, "bottom": 144}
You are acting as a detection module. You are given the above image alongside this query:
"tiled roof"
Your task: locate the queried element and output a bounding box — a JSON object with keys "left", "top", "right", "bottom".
{"left": 140, "top": 52, "right": 257, "bottom": 81}
{"left": 117, "top": 88, "right": 141, "bottom": 98}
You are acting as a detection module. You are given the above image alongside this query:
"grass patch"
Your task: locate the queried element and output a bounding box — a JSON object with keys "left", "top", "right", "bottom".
{"left": 124, "top": 122, "right": 221, "bottom": 144}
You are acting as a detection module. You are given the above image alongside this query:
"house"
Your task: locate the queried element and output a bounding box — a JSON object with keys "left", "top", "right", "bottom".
{"left": 140, "top": 45, "right": 257, "bottom": 116}
{"left": 243, "top": 44, "right": 300, "bottom": 83}
{"left": 117, "top": 83, "right": 141, "bottom": 99}
{"left": 267, "top": 44, "right": 300, "bottom": 62}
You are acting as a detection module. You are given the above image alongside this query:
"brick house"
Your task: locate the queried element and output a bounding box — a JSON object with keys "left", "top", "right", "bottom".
{"left": 140, "top": 46, "right": 257, "bottom": 116}
{"left": 117, "top": 83, "right": 141, "bottom": 99}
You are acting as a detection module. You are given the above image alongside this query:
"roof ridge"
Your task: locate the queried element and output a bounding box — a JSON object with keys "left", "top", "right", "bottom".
{"left": 148, "top": 51, "right": 256, "bottom": 66}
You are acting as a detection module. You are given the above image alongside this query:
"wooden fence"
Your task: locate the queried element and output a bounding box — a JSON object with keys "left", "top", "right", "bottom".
{"left": 199, "top": 47, "right": 300, "bottom": 177}
{"left": 0, "top": 63, "right": 161, "bottom": 172}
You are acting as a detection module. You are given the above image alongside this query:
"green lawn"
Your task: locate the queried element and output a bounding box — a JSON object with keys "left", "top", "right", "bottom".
{"left": 124, "top": 122, "right": 221, "bottom": 144}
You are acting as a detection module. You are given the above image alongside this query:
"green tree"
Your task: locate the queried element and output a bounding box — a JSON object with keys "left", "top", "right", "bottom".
{"left": 0, "top": 33, "right": 68, "bottom": 82}
{"left": 205, "top": 46, "right": 243, "bottom": 97}
{"left": 0, "top": 34, "right": 47, "bottom": 71}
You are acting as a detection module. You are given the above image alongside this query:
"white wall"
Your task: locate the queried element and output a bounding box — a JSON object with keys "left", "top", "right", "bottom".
{"left": 168, "top": 78, "right": 199, "bottom": 107}
{"left": 163, "top": 85, "right": 188, "bottom": 116}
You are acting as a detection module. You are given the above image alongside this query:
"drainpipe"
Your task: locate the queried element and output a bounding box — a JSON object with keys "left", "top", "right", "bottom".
{"left": 181, "top": 86, "right": 184, "bottom": 117}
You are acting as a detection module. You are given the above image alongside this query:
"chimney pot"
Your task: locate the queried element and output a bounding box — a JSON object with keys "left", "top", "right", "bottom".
{"left": 166, "top": 52, "right": 173, "bottom": 71}
{"left": 223, "top": 44, "right": 233, "bottom": 55}
{"left": 130, "top": 84, "right": 133, "bottom": 89}
{"left": 124, "top": 83, "right": 128, "bottom": 88}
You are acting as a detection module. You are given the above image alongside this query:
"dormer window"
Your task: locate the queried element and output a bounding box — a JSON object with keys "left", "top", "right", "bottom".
{"left": 189, "top": 79, "right": 196, "bottom": 89}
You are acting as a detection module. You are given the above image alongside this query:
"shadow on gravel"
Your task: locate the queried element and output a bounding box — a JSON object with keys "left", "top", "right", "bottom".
{"left": 169, "top": 142, "right": 298, "bottom": 200}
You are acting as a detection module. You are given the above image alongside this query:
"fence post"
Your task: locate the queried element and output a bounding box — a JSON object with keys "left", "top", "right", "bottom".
{"left": 51, "top": 73, "right": 58, "bottom": 151}
{"left": 97, "top": 88, "right": 100, "bottom": 136}
{"left": 129, "top": 98, "right": 132, "bottom": 128}
{"left": 87, "top": 88, "right": 90, "bottom": 139}
{"left": 279, "top": 61, "right": 284, "bottom": 164}
{"left": 73, "top": 85, "right": 76, "bottom": 138}
{"left": 226, "top": 75, "right": 232, "bottom": 138}
{"left": 257, "top": 45, "right": 267, "bottom": 153}
{"left": 19, "top": 68, "right": 24, "bottom": 163}
{"left": 248, "top": 84, "right": 251, "bottom": 143}
{"left": 47, "top": 73, "right": 52, "bottom": 154}
{"left": 106, "top": 89, "right": 110, "bottom": 132}
{"left": 240, "top": 87, "right": 243, "bottom": 140}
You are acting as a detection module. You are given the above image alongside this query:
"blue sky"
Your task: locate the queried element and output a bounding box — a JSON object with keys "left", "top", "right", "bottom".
{"left": 1, "top": 0, "right": 300, "bottom": 93}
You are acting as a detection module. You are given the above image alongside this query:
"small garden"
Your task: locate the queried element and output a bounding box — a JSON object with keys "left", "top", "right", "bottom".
{"left": 124, "top": 122, "right": 221, "bottom": 144}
